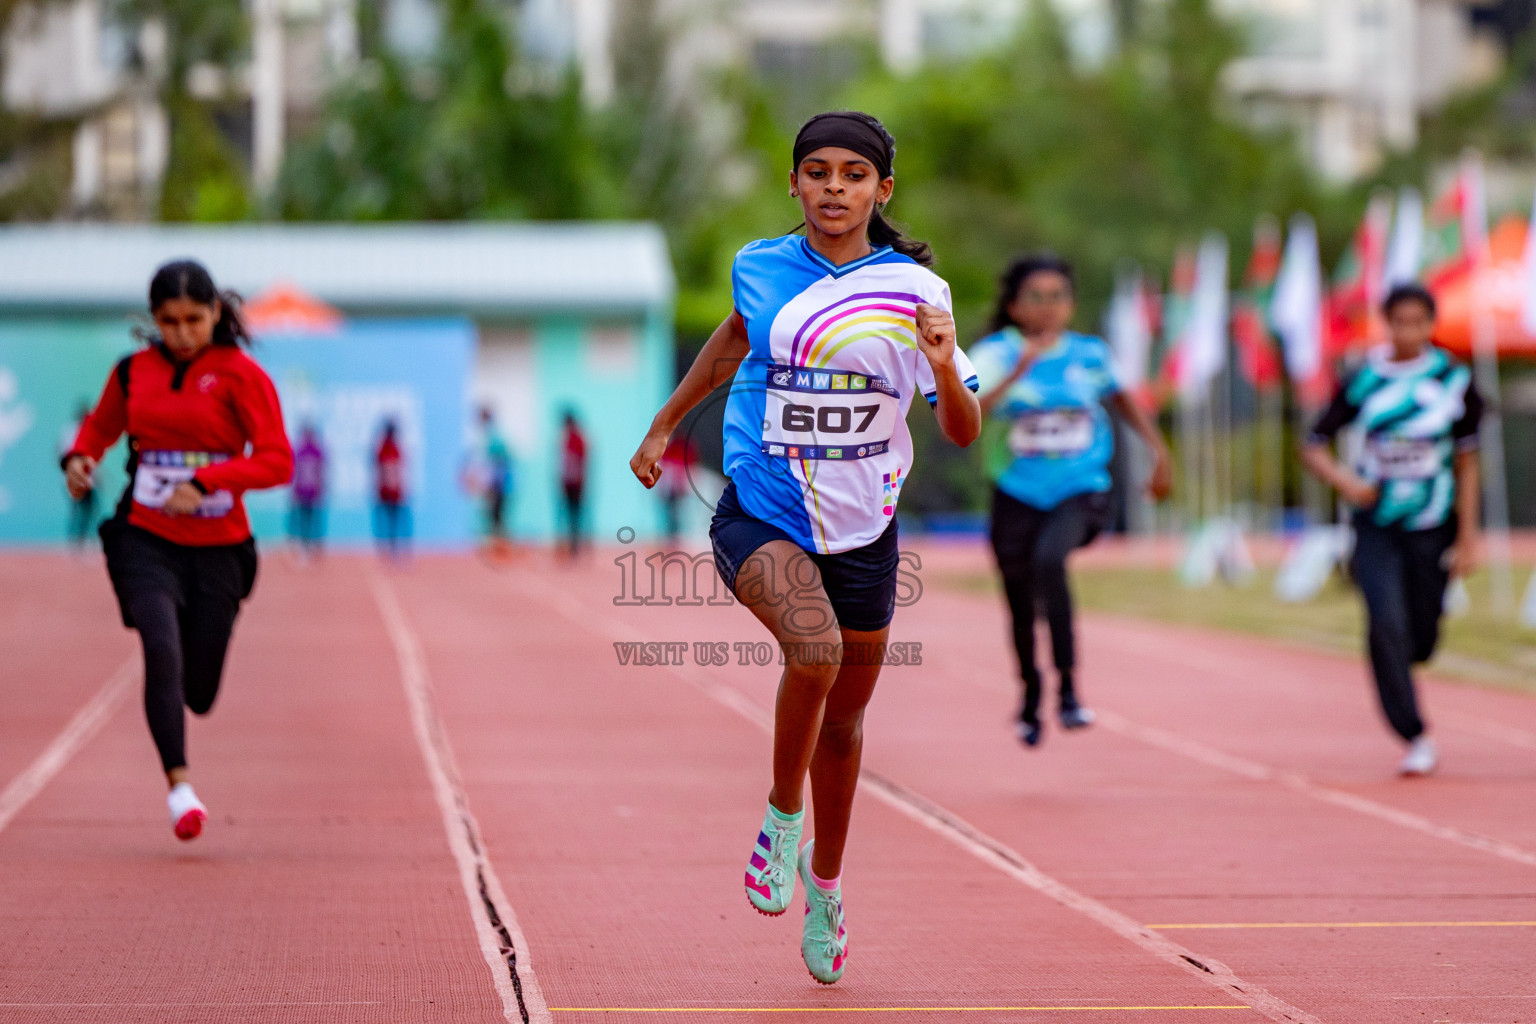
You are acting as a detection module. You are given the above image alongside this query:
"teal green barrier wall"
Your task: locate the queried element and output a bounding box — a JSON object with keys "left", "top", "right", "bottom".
{"left": 522, "top": 311, "right": 672, "bottom": 545}
{"left": 0, "top": 319, "right": 137, "bottom": 545}
{"left": 0, "top": 309, "right": 675, "bottom": 547}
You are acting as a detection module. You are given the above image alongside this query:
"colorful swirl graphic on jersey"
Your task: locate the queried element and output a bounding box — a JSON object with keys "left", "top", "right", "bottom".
{"left": 790, "top": 291, "right": 923, "bottom": 368}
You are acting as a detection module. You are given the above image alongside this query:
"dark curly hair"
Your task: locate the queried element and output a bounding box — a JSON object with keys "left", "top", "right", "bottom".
{"left": 988, "top": 252, "right": 1075, "bottom": 333}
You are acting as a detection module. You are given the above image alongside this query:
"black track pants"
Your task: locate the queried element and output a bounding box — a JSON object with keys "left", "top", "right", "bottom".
{"left": 106, "top": 525, "right": 256, "bottom": 772}
{"left": 1350, "top": 517, "right": 1455, "bottom": 742}
{"left": 988, "top": 488, "right": 1109, "bottom": 724}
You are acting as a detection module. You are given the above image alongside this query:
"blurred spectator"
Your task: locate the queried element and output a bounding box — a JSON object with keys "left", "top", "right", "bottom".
{"left": 473, "top": 406, "right": 515, "bottom": 560}
{"left": 289, "top": 423, "right": 327, "bottom": 561}
{"left": 559, "top": 409, "right": 587, "bottom": 559}
{"left": 374, "top": 419, "right": 411, "bottom": 561}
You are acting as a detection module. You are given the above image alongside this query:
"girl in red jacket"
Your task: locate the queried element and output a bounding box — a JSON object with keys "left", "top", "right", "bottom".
{"left": 63, "top": 261, "right": 293, "bottom": 841}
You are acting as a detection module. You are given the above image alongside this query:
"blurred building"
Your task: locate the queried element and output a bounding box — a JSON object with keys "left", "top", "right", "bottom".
{"left": 532, "top": 0, "right": 1525, "bottom": 181}
{"left": 1, "top": 0, "right": 1528, "bottom": 210}
{"left": 1, "top": 0, "right": 358, "bottom": 217}
{"left": 1222, "top": 0, "right": 1524, "bottom": 181}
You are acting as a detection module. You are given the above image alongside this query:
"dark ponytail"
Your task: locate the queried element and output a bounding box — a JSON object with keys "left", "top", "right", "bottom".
{"left": 988, "top": 252, "right": 1075, "bottom": 333}
{"left": 869, "top": 207, "right": 933, "bottom": 267}
{"left": 791, "top": 109, "right": 934, "bottom": 267}
{"left": 141, "top": 259, "right": 252, "bottom": 348}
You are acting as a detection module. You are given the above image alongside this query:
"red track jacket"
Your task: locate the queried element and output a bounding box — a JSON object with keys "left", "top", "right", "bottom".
{"left": 70, "top": 344, "right": 294, "bottom": 546}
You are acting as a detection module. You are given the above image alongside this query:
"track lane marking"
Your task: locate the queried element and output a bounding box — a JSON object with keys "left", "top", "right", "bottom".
{"left": 932, "top": 659, "right": 1536, "bottom": 872}
{"left": 1149, "top": 921, "right": 1536, "bottom": 930}
{"left": 1094, "top": 711, "right": 1536, "bottom": 870}
{"left": 538, "top": 588, "right": 1320, "bottom": 1024}
{"left": 370, "top": 571, "right": 551, "bottom": 1024}
{"left": 548, "top": 1006, "right": 1252, "bottom": 1014}
{"left": 0, "top": 656, "right": 135, "bottom": 835}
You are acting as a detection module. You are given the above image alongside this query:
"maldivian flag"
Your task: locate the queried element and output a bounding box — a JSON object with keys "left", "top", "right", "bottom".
{"left": 1327, "top": 192, "right": 1392, "bottom": 356}
{"left": 1232, "top": 215, "right": 1283, "bottom": 390}
{"left": 1270, "top": 212, "right": 1332, "bottom": 407}
{"left": 1153, "top": 243, "right": 1198, "bottom": 407}
{"left": 1424, "top": 151, "right": 1488, "bottom": 290}
{"left": 1107, "top": 266, "right": 1158, "bottom": 408}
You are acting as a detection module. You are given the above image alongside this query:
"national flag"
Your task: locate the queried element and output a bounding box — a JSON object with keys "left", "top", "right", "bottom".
{"left": 1270, "top": 212, "right": 1332, "bottom": 407}
{"left": 1327, "top": 192, "right": 1392, "bottom": 357}
{"left": 1153, "top": 244, "right": 1198, "bottom": 406}
{"left": 1232, "top": 215, "right": 1283, "bottom": 390}
{"left": 1383, "top": 186, "right": 1425, "bottom": 289}
{"left": 1178, "top": 231, "right": 1230, "bottom": 403}
{"left": 1424, "top": 152, "right": 1489, "bottom": 290}
{"left": 1107, "top": 265, "right": 1156, "bottom": 403}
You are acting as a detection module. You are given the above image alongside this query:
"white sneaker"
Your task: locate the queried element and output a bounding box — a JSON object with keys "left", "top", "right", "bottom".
{"left": 167, "top": 782, "right": 207, "bottom": 841}
{"left": 1398, "top": 736, "right": 1438, "bottom": 777}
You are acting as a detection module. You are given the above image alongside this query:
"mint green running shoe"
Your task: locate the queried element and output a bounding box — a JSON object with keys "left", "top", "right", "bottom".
{"left": 797, "top": 841, "right": 848, "bottom": 984}
{"left": 744, "top": 804, "right": 802, "bottom": 915}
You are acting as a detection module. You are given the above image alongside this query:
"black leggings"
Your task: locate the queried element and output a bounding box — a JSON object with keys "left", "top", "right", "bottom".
{"left": 989, "top": 488, "right": 1109, "bottom": 724}
{"left": 562, "top": 482, "right": 585, "bottom": 555}
{"left": 1350, "top": 517, "right": 1455, "bottom": 742}
{"left": 105, "top": 526, "right": 256, "bottom": 772}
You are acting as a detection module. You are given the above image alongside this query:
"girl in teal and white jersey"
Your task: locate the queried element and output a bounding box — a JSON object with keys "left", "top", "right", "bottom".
{"left": 1302, "top": 283, "right": 1483, "bottom": 777}
{"left": 631, "top": 111, "right": 980, "bottom": 984}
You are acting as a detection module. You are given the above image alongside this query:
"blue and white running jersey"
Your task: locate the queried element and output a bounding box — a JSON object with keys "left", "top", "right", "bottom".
{"left": 968, "top": 328, "right": 1120, "bottom": 510}
{"left": 724, "top": 235, "right": 979, "bottom": 554}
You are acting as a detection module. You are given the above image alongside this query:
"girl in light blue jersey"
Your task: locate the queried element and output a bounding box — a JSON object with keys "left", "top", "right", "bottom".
{"left": 971, "top": 254, "right": 1171, "bottom": 747}
{"left": 631, "top": 111, "right": 980, "bottom": 984}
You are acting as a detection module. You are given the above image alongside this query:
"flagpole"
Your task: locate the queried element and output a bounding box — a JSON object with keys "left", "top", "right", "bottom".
{"left": 1179, "top": 392, "right": 1199, "bottom": 530}
{"left": 1464, "top": 150, "right": 1516, "bottom": 616}
{"left": 1471, "top": 287, "right": 1515, "bottom": 615}
{"left": 1264, "top": 382, "right": 1284, "bottom": 531}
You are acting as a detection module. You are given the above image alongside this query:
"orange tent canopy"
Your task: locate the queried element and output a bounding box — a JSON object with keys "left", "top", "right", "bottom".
{"left": 243, "top": 281, "right": 344, "bottom": 335}
{"left": 1431, "top": 216, "right": 1536, "bottom": 359}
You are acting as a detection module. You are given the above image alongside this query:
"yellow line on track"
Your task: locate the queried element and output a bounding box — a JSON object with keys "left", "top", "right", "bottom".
{"left": 549, "top": 1007, "right": 1252, "bottom": 1014}
{"left": 1148, "top": 921, "right": 1536, "bottom": 930}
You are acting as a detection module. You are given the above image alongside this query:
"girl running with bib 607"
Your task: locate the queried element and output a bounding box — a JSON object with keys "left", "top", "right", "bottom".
{"left": 631, "top": 111, "right": 980, "bottom": 984}
{"left": 63, "top": 261, "right": 292, "bottom": 841}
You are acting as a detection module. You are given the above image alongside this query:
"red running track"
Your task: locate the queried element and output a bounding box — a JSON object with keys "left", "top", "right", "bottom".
{"left": 1, "top": 544, "right": 1533, "bottom": 1024}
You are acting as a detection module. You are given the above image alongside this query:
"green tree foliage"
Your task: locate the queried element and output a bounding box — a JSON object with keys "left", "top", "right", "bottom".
{"left": 277, "top": 0, "right": 604, "bottom": 220}
{"left": 112, "top": 0, "right": 252, "bottom": 221}
{"left": 681, "top": 0, "right": 1327, "bottom": 340}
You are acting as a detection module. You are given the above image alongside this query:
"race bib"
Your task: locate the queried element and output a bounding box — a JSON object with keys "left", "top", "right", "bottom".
{"left": 133, "top": 451, "right": 235, "bottom": 518}
{"left": 1363, "top": 437, "right": 1441, "bottom": 481}
{"left": 1007, "top": 408, "right": 1094, "bottom": 457}
{"left": 760, "top": 364, "right": 901, "bottom": 461}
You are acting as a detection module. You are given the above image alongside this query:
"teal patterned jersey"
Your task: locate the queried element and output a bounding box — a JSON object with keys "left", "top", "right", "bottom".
{"left": 1308, "top": 346, "right": 1483, "bottom": 530}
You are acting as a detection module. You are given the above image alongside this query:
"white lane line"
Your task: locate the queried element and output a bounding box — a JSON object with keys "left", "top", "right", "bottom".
{"left": 937, "top": 656, "right": 1536, "bottom": 872}
{"left": 1090, "top": 618, "right": 1536, "bottom": 755}
{"left": 369, "top": 571, "right": 551, "bottom": 1024}
{"left": 1437, "top": 711, "right": 1536, "bottom": 752}
{"left": 1096, "top": 712, "right": 1536, "bottom": 871}
{"left": 0, "top": 656, "right": 136, "bottom": 835}
{"left": 540, "top": 590, "right": 1319, "bottom": 1024}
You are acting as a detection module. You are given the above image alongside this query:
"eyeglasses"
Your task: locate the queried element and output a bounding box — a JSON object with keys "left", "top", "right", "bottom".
{"left": 1020, "top": 290, "right": 1071, "bottom": 304}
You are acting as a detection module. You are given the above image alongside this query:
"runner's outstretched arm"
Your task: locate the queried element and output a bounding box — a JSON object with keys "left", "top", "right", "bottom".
{"left": 1449, "top": 449, "right": 1481, "bottom": 578}
{"left": 631, "top": 312, "right": 750, "bottom": 489}
{"left": 1108, "top": 391, "right": 1173, "bottom": 500}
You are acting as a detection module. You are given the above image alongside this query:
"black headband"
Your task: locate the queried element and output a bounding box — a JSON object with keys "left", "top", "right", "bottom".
{"left": 792, "top": 113, "right": 894, "bottom": 179}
